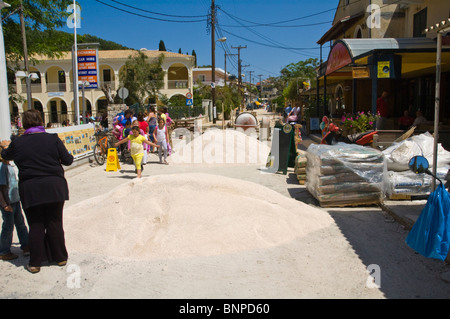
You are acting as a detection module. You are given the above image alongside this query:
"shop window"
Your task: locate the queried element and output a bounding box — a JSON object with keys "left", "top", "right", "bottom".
{"left": 58, "top": 70, "right": 65, "bottom": 83}
{"left": 103, "top": 69, "right": 111, "bottom": 82}
{"left": 413, "top": 8, "right": 427, "bottom": 38}
{"left": 61, "top": 101, "right": 67, "bottom": 114}
{"left": 50, "top": 101, "right": 58, "bottom": 123}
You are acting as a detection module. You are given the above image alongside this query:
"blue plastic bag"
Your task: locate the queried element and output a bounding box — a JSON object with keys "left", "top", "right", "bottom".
{"left": 406, "top": 183, "right": 450, "bottom": 261}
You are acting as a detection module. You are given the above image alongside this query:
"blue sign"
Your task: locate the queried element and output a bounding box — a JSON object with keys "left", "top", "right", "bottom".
{"left": 77, "top": 49, "right": 99, "bottom": 89}
{"left": 186, "top": 99, "right": 193, "bottom": 106}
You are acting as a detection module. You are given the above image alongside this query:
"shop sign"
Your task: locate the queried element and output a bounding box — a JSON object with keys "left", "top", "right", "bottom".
{"left": 352, "top": 67, "right": 370, "bottom": 78}
{"left": 326, "top": 42, "right": 353, "bottom": 76}
{"left": 377, "top": 61, "right": 390, "bottom": 78}
{"left": 78, "top": 49, "right": 99, "bottom": 89}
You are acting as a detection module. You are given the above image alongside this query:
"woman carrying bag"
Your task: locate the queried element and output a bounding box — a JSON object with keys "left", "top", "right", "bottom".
{"left": 1, "top": 110, "right": 73, "bottom": 273}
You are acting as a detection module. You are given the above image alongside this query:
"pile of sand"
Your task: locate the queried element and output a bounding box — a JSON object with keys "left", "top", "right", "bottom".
{"left": 64, "top": 173, "right": 333, "bottom": 260}
{"left": 169, "top": 129, "right": 270, "bottom": 166}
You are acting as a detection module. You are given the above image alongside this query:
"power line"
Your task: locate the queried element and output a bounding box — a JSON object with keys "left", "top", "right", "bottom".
{"left": 220, "top": 20, "right": 334, "bottom": 28}
{"left": 217, "top": 7, "right": 320, "bottom": 56}
{"left": 218, "top": 7, "right": 335, "bottom": 27}
{"left": 219, "top": 27, "right": 319, "bottom": 54}
{"left": 94, "top": 0, "right": 207, "bottom": 23}
{"left": 110, "top": 0, "right": 208, "bottom": 18}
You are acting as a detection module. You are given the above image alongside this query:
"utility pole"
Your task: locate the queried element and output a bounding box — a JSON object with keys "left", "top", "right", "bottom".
{"left": 258, "top": 74, "right": 263, "bottom": 101}
{"left": 224, "top": 53, "right": 237, "bottom": 87}
{"left": 19, "top": 0, "right": 32, "bottom": 110}
{"left": 211, "top": 0, "right": 217, "bottom": 124}
{"left": 231, "top": 45, "right": 246, "bottom": 111}
{"left": 248, "top": 70, "right": 254, "bottom": 105}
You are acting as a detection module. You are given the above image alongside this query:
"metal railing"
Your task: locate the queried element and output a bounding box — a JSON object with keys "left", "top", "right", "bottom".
{"left": 46, "top": 83, "right": 67, "bottom": 92}
{"left": 168, "top": 80, "right": 188, "bottom": 89}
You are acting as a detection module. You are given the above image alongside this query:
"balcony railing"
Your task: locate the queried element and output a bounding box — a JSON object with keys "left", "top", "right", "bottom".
{"left": 47, "top": 83, "right": 67, "bottom": 92}
{"left": 168, "top": 80, "right": 188, "bottom": 89}
{"left": 21, "top": 83, "right": 43, "bottom": 93}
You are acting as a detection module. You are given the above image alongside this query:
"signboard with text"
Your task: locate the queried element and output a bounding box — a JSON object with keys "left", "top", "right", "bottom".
{"left": 352, "top": 67, "right": 370, "bottom": 79}
{"left": 78, "top": 49, "right": 99, "bottom": 89}
{"left": 377, "top": 61, "right": 391, "bottom": 78}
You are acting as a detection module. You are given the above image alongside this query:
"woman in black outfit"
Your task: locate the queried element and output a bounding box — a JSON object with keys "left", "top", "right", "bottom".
{"left": 0, "top": 110, "right": 73, "bottom": 273}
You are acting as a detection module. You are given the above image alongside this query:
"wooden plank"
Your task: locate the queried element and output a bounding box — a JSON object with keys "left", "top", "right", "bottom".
{"left": 319, "top": 200, "right": 381, "bottom": 208}
{"left": 388, "top": 194, "right": 412, "bottom": 200}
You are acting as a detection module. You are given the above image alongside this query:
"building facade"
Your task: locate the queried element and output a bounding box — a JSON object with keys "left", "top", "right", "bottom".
{"left": 192, "top": 67, "right": 229, "bottom": 87}
{"left": 316, "top": 0, "right": 450, "bottom": 129}
{"left": 8, "top": 49, "right": 195, "bottom": 125}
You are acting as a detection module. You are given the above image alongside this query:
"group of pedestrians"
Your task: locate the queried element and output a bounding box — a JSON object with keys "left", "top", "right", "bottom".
{"left": 0, "top": 105, "right": 174, "bottom": 274}
{"left": 1, "top": 109, "right": 73, "bottom": 274}
{"left": 112, "top": 106, "right": 172, "bottom": 178}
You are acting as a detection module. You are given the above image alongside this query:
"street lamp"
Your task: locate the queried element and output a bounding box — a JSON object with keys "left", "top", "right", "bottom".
{"left": 15, "top": 71, "right": 39, "bottom": 110}
{"left": 0, "top": 1, "right": 11, "bottom": 140}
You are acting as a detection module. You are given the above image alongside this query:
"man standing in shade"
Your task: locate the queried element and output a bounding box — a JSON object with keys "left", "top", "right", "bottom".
{"left": 376, "top": 91, "right": 388, "bottom": 130}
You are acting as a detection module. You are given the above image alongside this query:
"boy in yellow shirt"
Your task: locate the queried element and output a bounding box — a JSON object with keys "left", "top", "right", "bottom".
{"left": 114, "top": 126, "right": 159, "bottom": 178}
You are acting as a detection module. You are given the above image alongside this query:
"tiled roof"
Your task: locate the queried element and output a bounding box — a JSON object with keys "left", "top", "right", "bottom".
{"left": 32, "top": 49, "right": 193, "bottom": 61}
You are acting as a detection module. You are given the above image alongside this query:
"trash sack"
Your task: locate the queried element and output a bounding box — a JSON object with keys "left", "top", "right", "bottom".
{"left": 405, "top": 183, "right": 450, "bottom": 261}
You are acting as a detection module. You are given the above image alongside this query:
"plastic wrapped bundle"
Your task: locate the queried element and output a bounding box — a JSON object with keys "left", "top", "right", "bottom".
{"left": 387, "top": 168, "right": 449, "bottom": 196}
{"left": 383, "top": 132, "right": 450, "bottom": 172}
{"left": 306, "top": 143, "right": 387, "bottom": 207}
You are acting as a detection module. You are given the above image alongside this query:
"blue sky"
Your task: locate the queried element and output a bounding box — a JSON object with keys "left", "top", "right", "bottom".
{"left": 73, "top": 0, "right": 338, "bottom": 81}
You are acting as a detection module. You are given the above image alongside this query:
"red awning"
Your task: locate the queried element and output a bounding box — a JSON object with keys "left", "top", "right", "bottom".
{"left": 325, "top": 42, "right": 353, "bottom": 75}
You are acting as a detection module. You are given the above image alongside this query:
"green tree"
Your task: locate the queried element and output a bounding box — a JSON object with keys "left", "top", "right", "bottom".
{"left": 191, "top": 50, "right": 197, "bottom": 67}
{"left": 3, "top": 0, "right": 73, "bottom": 64}
{"left": 80, "top": 34, "right": 132, "bottom": 50}
{"left": 280, "top": 58, "right": 318, "bottom": 80}
{"left": 280, "top": 58, "right": 318, "bottom": 102}
{"left": 119, "top": 51, "right": 165, "bottom": 107}
{"left": 159, "top": 40, "right": 167, "bottom": 51}
{"left": 216, "top": 85, "right": 240, "bottom": 119}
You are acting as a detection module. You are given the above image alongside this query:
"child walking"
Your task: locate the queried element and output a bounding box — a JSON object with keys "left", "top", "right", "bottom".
{"left": 153, "top": 118, "right": 169, "bottom": 165}
{"left": 0, "top": 153, "right": 29, "bottom": 260}
{"left": 114, "top": 126, "right": 159, "bottom": 178}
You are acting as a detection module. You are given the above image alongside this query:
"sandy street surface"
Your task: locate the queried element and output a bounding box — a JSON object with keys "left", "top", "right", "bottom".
{"left": 1, "top": 113, "right": 450, "bottom": 299}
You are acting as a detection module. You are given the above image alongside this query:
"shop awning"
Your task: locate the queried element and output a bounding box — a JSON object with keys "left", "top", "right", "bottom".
{"left": 321, "top": 37, "right": 450, "bottom": 78}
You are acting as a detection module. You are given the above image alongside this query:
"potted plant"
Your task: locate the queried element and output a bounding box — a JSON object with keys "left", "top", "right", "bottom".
{"left": 341, "top": 111, "right": 379, "bottom": 135}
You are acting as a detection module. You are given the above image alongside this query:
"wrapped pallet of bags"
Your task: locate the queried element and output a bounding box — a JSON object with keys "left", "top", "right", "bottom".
{"left": 295, "top": 150, "right": 307, "bottom": 185}
{"left": 383, "top": 132, "right": 450, "bottom": 172}
{"left": 306, "top": 143, "right": 387, "bottom": 207}
{"left": 387, "top": 168, "right": 450, "bottom": 198}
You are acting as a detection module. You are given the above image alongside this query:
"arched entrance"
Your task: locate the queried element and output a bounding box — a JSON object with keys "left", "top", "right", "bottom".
{"left": 168, "top": 63, "right": 189, "bottom": 89}
{"left": 47, "top": 98, "right": 68, "bottom": 124}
